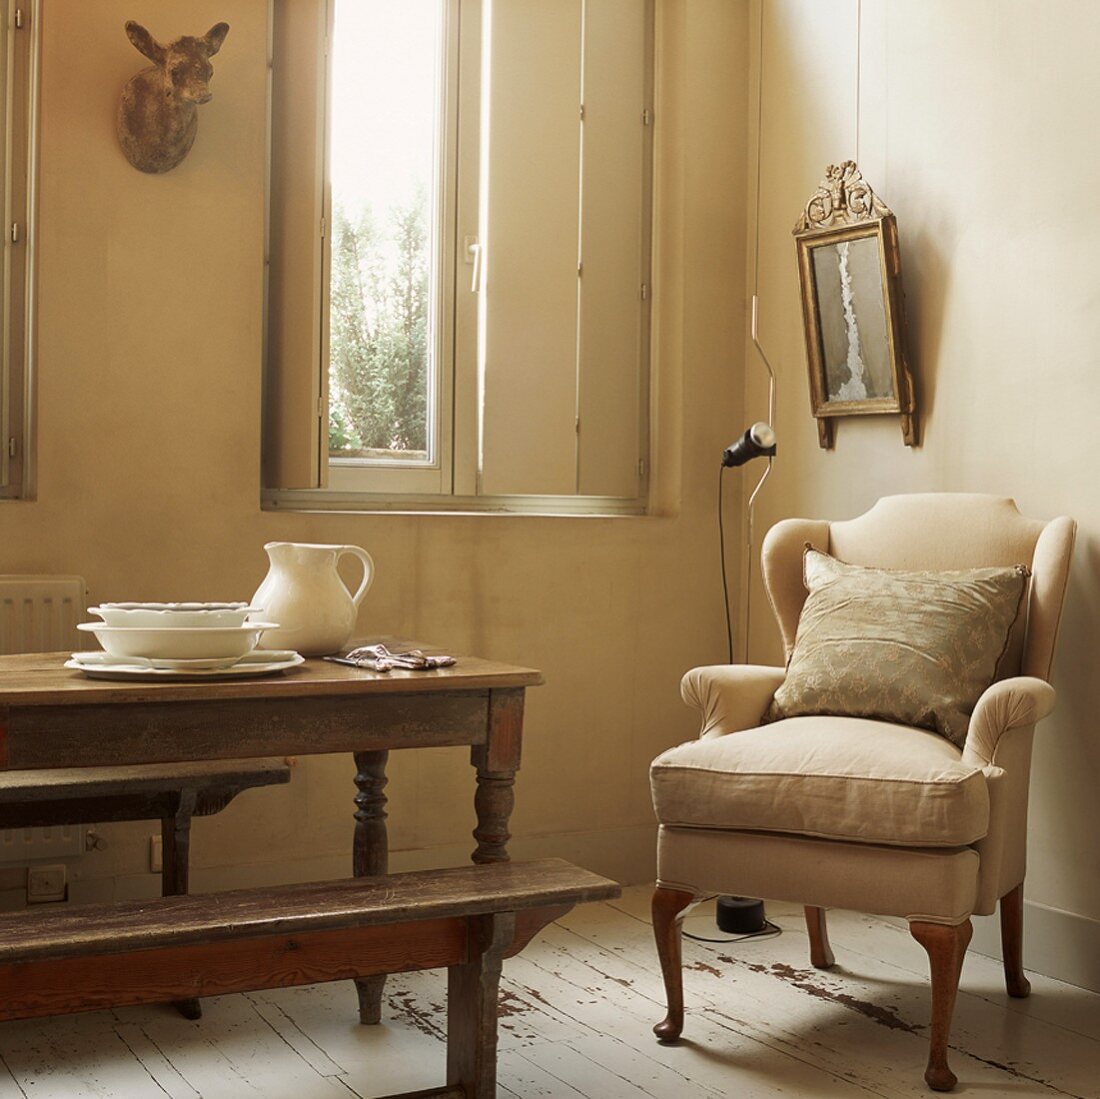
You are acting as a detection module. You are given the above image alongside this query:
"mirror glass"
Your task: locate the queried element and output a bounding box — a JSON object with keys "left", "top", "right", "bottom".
{"left": 810, "top": 236, "right": 895, "bottom": 403}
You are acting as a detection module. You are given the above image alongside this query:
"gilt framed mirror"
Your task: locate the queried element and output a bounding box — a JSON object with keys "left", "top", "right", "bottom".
{"left": 793, "top": 162, "right": 917, "bottom": 448}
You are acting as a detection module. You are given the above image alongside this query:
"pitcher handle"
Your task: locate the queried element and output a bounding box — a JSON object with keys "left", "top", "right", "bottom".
{"left": 338, "top": 546, "right": 375, "bottom": 607}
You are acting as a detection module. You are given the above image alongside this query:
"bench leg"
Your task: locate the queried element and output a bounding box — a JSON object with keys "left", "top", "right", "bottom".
{"left": 446, "top": 912, "right": 513, "bottom": 1099}
{"left": 353, "top": 750, "right": 389, "bottom": 1024}
{"left": 162, "top": 790, "right": 202, "bottom": 1021}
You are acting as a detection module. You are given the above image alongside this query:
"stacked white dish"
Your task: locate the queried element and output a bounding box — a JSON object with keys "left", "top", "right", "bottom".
{"left": 88, "top": 602, "right": 261, "bottom": 628}
{"left": 68, "top": 602, "right": 304, "bottom": 680}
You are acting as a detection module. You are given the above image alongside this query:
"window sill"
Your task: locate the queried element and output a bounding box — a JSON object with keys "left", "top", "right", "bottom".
{"left": 262, "top": 488, "right": 649, "bottom": 518}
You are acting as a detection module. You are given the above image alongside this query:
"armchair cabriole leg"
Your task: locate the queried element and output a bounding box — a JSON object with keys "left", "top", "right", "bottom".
{"left": 804, "top": 906, "right": 835, "bottom": 969}
{"left": 910, "top": 919, "right": 973, "bottom": 1092}
{"left": 652, "top": 887, "right": 695, "bottom": 1043}
{"left": 1000, "top": 883, "right": 1031, "bottom": 998}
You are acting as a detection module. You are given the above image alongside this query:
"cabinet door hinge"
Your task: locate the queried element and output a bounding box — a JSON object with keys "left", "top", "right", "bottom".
{"left": 638, "top": 457, "right": 647, "bottom": 479}
{"left": 14, "top": 8, "right": 24, "bottom": 29}
{"left": 643, "top": 107, "right": 652, "bottom": 126}
{"left": 641, "top": 282, "right": 649, "bottom": 301}
{"left": 319, "top": 217, "right": 327, "bottom": 239}
{"left": 9, "top": 223, "right": 19, "bottom": 244}
{"left": 8, "top": 437, "right": 17, "bottom": 459}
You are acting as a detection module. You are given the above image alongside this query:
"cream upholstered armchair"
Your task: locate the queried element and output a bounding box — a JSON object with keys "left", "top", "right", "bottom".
{"left": 649, "top": 494, "right": 1075, "bottom": 1092}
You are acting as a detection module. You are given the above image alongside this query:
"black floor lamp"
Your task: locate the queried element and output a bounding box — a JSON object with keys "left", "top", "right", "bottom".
{"left": 712, "top": 419, "right": 776, "bottom": 937}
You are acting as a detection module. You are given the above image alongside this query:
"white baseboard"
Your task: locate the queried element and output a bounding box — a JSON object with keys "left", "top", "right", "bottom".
{"left": 969, "top": 898, "right": 1100, "bottom": 995}
{"left": 57, "top": 823, "right": 659, "bottom": 907}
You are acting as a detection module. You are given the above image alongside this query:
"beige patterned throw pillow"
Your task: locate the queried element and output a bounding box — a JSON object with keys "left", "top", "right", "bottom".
{"left": 765, "top": 548, "right": 1030, "bottom": 748}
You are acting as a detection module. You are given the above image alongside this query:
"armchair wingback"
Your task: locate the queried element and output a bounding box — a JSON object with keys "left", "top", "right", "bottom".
{"left": 762, "top": 493, "right": 1075, "bottom": 678}
{"left": 650, "top": 494, "right": 1076, "bottom": 1092}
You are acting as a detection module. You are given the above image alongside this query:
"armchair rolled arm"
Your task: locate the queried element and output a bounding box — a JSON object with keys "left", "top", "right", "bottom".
{"left": 680, "top": 664, "right": 786, "bottom": 739}
{"left": 963, "top": 677, "right": 1056, "bottom": 767}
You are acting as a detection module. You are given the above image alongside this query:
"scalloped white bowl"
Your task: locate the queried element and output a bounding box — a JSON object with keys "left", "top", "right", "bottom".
{"left": 89, "top": 603, "right": 263, "bottom": 628}
{"left": 77, "top": 622, "right": 278, "bottom": 661}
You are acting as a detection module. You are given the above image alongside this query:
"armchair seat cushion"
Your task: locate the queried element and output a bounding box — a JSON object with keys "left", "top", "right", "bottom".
{"left": 650, "top": 716, "right": 990, "bottom": 847}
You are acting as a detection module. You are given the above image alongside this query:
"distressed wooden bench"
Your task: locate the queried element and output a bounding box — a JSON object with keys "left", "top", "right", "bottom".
{"left": 0, "top": 757, "right": 292, "bottom": 1018}
{"left": 0, "top": 857, "right": 619, "bottom": 1099}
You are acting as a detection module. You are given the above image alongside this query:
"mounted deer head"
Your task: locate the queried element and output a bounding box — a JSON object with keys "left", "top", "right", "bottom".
{"left": 117, "top": 20, "right": 230, "bottom": 174}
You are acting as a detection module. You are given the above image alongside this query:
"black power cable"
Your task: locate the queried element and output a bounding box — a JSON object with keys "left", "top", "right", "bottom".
{"left": 683, "top": 920, "right": 782, "bottom": 945}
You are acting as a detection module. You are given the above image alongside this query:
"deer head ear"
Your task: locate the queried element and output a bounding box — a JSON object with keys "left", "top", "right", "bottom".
{"left": 125, "top": 21, "right": 165, "bottom": 64}
{"left": 200, "top": 22, "right": 230, "bottom": 57}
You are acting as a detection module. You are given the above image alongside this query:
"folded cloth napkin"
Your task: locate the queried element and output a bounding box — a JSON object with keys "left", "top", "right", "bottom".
{"left": 330, "top": 644, "right": 457, "bottom": 673}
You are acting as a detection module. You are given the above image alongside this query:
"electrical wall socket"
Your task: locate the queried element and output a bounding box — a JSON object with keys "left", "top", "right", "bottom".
{"left": 149, "top": 834, "right": 163, "bottom": 873}
{"left": 26, "top": 864, "right": 67, "bottom": 904}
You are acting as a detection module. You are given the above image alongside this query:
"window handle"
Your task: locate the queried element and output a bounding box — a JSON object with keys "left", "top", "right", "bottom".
{"left": 467, "top": 239, "right": 483, "bottom": 293}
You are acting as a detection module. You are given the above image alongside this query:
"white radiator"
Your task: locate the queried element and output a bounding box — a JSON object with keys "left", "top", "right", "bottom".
{"left": 0, "top": 574, "right": 88, "bottom": 861}
{"left": 0, "top": 574, "right": 86, "bottom": 656}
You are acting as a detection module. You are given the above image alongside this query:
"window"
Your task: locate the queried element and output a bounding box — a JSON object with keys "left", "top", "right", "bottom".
{"left": 265, "top": 0, "right": 654, "bottom": 513}
{"left": 0, "top": 1, "right": 37, "bottom": 500}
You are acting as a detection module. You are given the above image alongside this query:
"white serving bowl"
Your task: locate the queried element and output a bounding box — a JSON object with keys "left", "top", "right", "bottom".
{"left": 77, "top": 622, "right": 278, "bottom": 662}
{"left": 88, "top": 602, "right": 263, "bottom": 628}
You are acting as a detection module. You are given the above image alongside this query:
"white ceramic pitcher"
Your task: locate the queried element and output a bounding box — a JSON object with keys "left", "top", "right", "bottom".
{"left": 251, "top": 543, "right": 375, "bottom": 656}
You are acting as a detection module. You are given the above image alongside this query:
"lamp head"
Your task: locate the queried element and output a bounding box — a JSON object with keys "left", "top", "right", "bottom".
{"left": 722, "top": 422, "right": 777, "bottom": 468}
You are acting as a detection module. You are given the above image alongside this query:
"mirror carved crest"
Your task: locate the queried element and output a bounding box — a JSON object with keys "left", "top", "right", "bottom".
{"left": 795, "top": 160, "right": 891, "bottom": 233}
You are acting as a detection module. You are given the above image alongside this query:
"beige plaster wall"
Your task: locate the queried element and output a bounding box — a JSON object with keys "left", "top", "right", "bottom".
{"left": 0, "top": 0, "right": 749, "bottom": 899}
{"left": 745, "top": 0, "right": 1100, "bottom": 981}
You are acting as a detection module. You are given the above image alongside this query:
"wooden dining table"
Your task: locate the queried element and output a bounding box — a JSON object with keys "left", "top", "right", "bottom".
{"left": 0, "top": 638, "right": 543, "bottom": 1024}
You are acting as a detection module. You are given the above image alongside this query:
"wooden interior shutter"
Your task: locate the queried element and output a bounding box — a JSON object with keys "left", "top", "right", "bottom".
{"left": 576, "top": 0, "right": 651, "bottom": 498}
{"left": 478, "top": 0, "right": 583, "bottom": 497}
{"left": 478, "top": 0, "right": 651, "bottom": 499}
{"left": 264, "top": 0, "right": 329, "bottom": 490}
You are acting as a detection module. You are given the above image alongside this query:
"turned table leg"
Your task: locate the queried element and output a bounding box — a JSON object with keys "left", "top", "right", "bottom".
{"left": 471, "top": 689, "right": 523, "bottom": 865}
{"left": 472, "top": 771, "right": 515, "bottom": 864}
{"left": 353, "top": 749, "right": 389, "bottom": 1024}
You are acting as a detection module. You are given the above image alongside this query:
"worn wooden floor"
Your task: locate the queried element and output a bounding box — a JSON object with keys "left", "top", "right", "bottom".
{"left": 0, "top": 885, "right": 1096, "bottom": 1098}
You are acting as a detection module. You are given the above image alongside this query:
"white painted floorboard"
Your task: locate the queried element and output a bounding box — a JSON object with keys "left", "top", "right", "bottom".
{"left": 0, "top": 886, "right": 1096, "bottom": 1098}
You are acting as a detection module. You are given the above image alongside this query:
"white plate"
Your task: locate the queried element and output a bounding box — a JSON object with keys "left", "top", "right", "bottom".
{"left": 66, "top": 651, "right": 304, "bottom": 681}
{"left": 71, "top": 649, "right": 299, "bottom": 672}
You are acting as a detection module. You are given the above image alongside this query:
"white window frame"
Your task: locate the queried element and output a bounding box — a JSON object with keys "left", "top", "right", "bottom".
{"left": 263, "top": 0, "right": 654, "bottom": 516}
{"left": 0, "top": 0, "right": 38, "bottom": 501}
{"left": 324, "top": 0, "right": 463, "bottom": 498}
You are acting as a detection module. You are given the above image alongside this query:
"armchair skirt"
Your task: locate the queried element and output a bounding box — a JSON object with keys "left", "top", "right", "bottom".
{"left": 656, "top": 826, "right": 979, "bottom": 926}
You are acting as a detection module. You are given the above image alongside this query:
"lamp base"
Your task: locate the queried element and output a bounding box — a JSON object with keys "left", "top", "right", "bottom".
{"left": 716, "top": 895, "right": 767, "bottom": 935}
